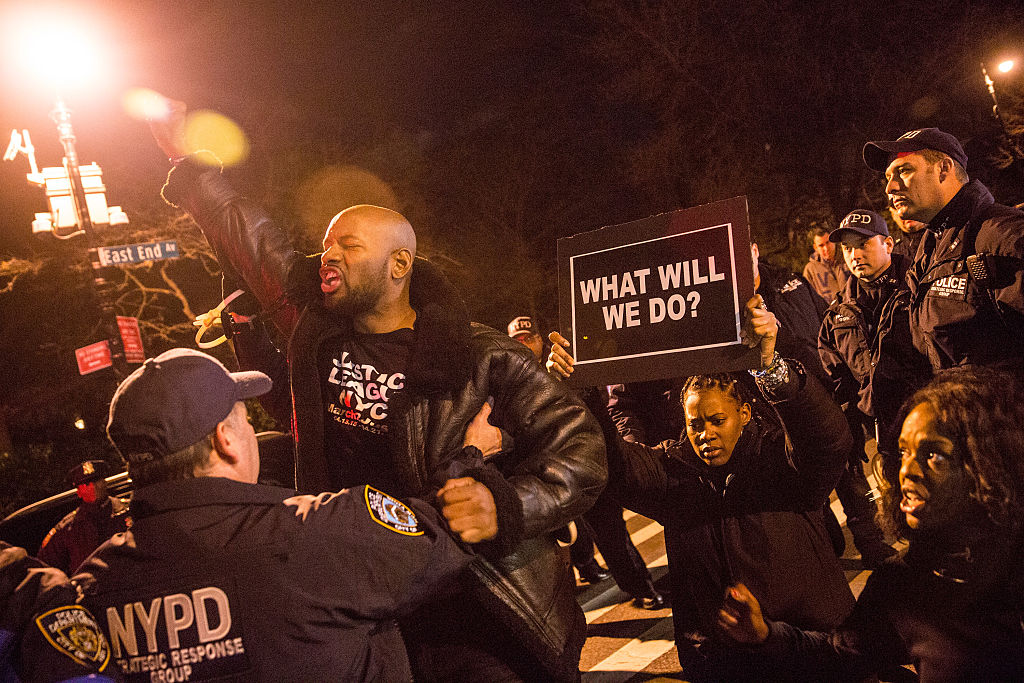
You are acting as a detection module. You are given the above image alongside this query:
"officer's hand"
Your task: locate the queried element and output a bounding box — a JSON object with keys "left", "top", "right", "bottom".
{"left": 147, "top": 94, "right": 190, "bottom": 159}
{"left": 742, "top": 295, "right": 779, "bottom": 368}
{"left": 717, "top": 583, "right": 770, "bottom": 644}
{"left": 546, "top": 331, "right": 575, "bottom": 381}
{"left": 437, "top": 477, "right": 498, "bottom": 543}
{"left": 463, "top": 401, "right": 502, "bottom": 457}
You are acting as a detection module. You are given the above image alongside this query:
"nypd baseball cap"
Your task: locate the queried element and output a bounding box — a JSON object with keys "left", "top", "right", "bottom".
{"left": 829, "top": 209, "right": 890, "bottom": 242}
{"left": 507, "top": 316, "right": 536, "bottom": 338}
{"left": 862, "top": 128, "right": 968, "bottom": 172}
{"left": 107, "top": 348, "right": 271, "bottom": 463}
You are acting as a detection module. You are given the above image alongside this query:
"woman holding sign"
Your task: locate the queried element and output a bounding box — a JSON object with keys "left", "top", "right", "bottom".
{"left": 548, "top": 295, "right": 854, "bottom": 681}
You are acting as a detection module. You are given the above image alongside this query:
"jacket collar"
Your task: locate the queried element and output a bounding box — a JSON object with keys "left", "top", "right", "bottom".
{"left": 926, "top": 179, "right": 994, "bottom": 238}
{"left": 129, "top": 477, "right": 293, "bottom": 519}
{"left": 293, "top": 256, "right": 472, "bottom": 396}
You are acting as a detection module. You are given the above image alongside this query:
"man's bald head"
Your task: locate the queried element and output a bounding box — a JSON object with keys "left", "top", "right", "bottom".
{"left": 325, "top": 205, "right": 417, "bottom": 258}
{"left": 319, "top": 205, "right": 418, "bottom": 324}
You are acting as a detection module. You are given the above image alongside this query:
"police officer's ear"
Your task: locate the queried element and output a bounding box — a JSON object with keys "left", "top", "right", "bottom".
{"left": 937, "top": 156, "right": 953, "bottom": 183}
{"left": 883, "top": 236, "right": 894, "bottom": 254}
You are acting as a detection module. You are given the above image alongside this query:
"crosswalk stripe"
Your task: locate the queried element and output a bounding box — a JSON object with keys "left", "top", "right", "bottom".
{"left": 585, "top": 616, "right": 676, "bottom": 679}
{"left": 579, "top": 506, "right": 879, "bottom": 681}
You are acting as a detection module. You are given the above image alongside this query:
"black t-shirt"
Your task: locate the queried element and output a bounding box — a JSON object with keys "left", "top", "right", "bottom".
{"left": 319, "top": 327, "right": 415, "bottom": 493}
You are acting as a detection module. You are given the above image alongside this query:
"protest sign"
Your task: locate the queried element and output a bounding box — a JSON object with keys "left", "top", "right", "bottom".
{"left": 557, "top": 196, "right": 758, "bottom": 386}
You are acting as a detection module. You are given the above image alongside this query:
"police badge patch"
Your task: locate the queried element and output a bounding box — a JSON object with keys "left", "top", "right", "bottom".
{"left": 365, "top": 486, "right": 423, "bottom": 536}
{"left": 35, "top": 605, "right": 111, "bottom": 671}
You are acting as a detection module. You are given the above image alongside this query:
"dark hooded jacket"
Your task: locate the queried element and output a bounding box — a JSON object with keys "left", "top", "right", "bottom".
{"left": 607, "top": 362, "right": 855, "bottom": 677}
{"left": 160, "top": 159, "right": 606, "bottom": 679}
{"left": 907, "top": 179, "right": 1024, "bottom": 371}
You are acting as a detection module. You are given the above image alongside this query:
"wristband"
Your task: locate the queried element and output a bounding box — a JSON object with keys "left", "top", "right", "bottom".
{"left": 749, "top": 352, "right": 788, "bottom": 394}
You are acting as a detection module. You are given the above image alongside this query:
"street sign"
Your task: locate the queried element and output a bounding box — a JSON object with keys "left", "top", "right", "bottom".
{"left": 116, "top": 316, "right": 145, "bottom": 364}
{"left": 97, "top": 240, "right": 179, "bottom": 266}
{"left": 75, "top": 340, "right": 112, "bottom": 375}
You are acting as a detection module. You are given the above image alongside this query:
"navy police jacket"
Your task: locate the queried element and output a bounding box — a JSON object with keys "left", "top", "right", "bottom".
{"left": 74, "top": 477, "right": 472, "bottom": 682}
{"left": 908, "top": 179, "right": 1024, "bottom": 371}
{"left": 1, "top": 542, "right": 115, "bottom": 682}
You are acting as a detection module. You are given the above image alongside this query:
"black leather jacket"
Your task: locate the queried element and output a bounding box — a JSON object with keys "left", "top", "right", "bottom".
{"left": 161, "top": 159, "right": 607, "bottom": 679}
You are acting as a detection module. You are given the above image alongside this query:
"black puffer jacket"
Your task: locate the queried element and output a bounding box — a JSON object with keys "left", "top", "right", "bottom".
{"left": 608, "top": 363, "right": 854, "bottom": 676}
{"left": 161, "top": 160, "right": 607, "bottom": 679}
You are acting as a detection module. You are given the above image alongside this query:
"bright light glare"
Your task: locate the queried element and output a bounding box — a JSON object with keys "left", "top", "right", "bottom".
{"left": 185, "top": 110, "right": 250, "bottom": 167}
{"left": 122, "top": 88, "right": 171, "bottom": 121}
{"left": 998, "top": 60, "right": 1015, "bottom": 73}
{"left": 8, "top": 11, "right": 105, "bottom": 90}
{"left": 73, "top": 417, "right": 86, "bottom": 430}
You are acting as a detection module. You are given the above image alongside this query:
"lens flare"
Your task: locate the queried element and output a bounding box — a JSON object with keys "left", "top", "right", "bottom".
{"left": 121, "top": 88, "right": 171, "bottom": 120}
{"left": 184, "top": 110, "right": 250, "bottom": 167}
{"left": 997, "top": 60, "right": 1015, "bottom": 74}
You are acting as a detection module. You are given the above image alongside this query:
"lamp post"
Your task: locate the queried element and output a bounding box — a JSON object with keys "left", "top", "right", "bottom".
{"left": 3, "top": 19, "right": 131, "bottom": 381}
{"left": 981, "top": 60, "right": 1023, "bottom": 165}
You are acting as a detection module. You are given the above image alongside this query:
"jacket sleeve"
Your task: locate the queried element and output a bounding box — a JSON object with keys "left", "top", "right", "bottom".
{"left": 985, "top": 213, "right": 1024, "bottom": 326}
{"left": 1, "top": 543, "right": 116, "bottom": 682}
{"left": 485, "top": 343, "right": 608, "bottom": 540}
{"left": 160, "top": 158, "right": 308, "bottom": 337}
{"left": 285, "top": 486, "right": 473, "bottom": 620}
{"left": 817, "top": 317, "right": 858, "bottom": 406}
{"left": 760, "top": 361, "right": 853, "bottom": 506}
{"left": 35, "top": 521, "right": 70, "bottom": 575}
{"left": 754, "top": 569, "right": 908, "bottom": 681}
{"left": 605, "top": 383, "right": 650, "bottom": 444}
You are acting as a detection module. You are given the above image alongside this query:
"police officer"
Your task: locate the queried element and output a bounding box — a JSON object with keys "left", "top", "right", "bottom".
{"left": 74, "top": 348, "right": 499, "bottom": 682}
{"left": 863, "top": 127, "right": 1024, "bottom": 371}
{"left": 37, "top": 460, "right": 131, "bottom": 574}
{"left": 818, "top": 210, "right": 932, "bottom": 567}
{"left": 1, "top": 542, "right": 115, "bottom": 681}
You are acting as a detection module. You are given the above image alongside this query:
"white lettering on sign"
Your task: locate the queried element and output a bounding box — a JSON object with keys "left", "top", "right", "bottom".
{"left": 656, "top": 257, "right": 725, "bottom": 290}
{"left": 579, "top": 268, "right": 652, "bottom": 304}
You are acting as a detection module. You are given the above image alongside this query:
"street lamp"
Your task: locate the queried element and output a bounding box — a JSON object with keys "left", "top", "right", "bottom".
{"left": 3, "top": 14, "right": 131, "bottom": 379}
{"left": 981, "top": 59, "right": 1021, "bottom": 160}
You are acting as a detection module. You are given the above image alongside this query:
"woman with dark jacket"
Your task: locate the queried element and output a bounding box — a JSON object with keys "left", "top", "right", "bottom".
{"left": 719, "top": 367, "right": 1024, "bottom": 681}
{"left": 548, "top": 296, "right": 855, "bottom": 680}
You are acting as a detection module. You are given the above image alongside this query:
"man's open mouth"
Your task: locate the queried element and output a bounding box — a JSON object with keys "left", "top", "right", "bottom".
{"left": 320, "top": 265, "right": 342, "bottom": 294}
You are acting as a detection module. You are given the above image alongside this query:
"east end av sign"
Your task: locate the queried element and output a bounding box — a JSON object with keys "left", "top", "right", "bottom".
{"left": 557, "top": 196, "right": 758, "bottom": 387}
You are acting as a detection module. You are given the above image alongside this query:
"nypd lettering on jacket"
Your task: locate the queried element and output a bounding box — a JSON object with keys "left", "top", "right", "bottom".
{"left": 927, "top": 274, "right": 968, "bottom": 299}
{"left": 103, "top": 584, "right": 249, "bottom": 682}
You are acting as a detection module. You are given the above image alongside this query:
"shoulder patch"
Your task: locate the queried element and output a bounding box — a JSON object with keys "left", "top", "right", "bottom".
{"left": 780, "top": 278, "right": 803, "bottom": 293}
{"left": 35, "top": 605, "right": 111, "bottom": 671}
{"left": 365, "top": 486, "right": 424, "bottom": 536}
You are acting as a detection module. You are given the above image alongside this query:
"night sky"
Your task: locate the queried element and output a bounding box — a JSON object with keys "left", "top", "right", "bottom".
{"left": 0, "top": 2, "right": 568, "bottom": 245}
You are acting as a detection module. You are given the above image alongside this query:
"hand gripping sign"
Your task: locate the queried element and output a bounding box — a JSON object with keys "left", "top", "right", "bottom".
{"left": 557, "top": 196, "right": 759, "bottom": 386}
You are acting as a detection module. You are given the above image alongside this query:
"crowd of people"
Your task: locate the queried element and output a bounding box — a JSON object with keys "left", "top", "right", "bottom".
{"left": 2, "top": 100, "right": 1023, "bottom": 682}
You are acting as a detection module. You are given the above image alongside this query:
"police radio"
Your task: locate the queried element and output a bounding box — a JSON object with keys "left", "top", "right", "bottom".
{"left": 965, "top": 252, "right": 995, "bottom": 288}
